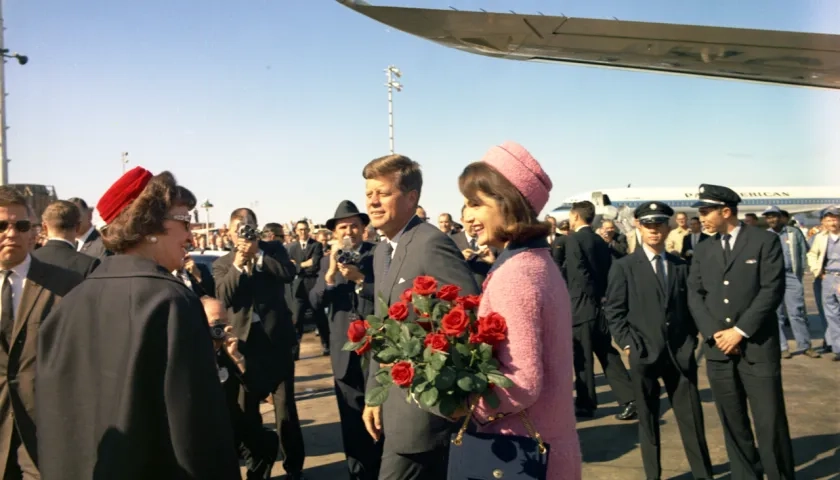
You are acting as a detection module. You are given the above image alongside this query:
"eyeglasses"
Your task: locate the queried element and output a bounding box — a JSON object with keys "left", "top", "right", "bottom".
{"left": 165, "top": 214, "right": 192, "bottom": 230}
{"left": 0, "top": 220, "right": 32, "bottom": 233}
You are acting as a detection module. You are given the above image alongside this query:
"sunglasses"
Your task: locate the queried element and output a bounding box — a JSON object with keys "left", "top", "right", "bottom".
{"left": 0, "top": 220, "right": 32, "bottom": 233}
{"left": 165, "top": 214, "right": 192, "bottom": 230}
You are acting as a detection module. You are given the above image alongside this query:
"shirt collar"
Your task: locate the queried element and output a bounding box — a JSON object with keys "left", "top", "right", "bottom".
{"left": 488, "top": 236, "right": 549, "bottom": 275}
{"left": 8, "top": 253, "right": 32, "bottom": 279}
{"left": 641, "top": 243, "right": 665, "bottom": 262}
{"left": 79, "top": 225, "right": 95, "bottom": 243}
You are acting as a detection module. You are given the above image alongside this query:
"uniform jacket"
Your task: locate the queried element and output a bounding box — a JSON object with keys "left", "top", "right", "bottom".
{"left": 0, "top": 256, "right": 82, "bottom": 477}
{"left": 687, "top": 225, "right": 785, "bottom": 363}
{"left": 35, "top": 255, "right": 239, "bottom": 480}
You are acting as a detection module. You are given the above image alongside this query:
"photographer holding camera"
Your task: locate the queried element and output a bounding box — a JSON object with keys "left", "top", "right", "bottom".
{"left": 201, "top": 296, "right": 278, "bottom": 479}
{"left": 213, "top": 208, "right": 307, "bottom": 480}
{"left": 310, "top": 200, "right": 381, "bottom": 480}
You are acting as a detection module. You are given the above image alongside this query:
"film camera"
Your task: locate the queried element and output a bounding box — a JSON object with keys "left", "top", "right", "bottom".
{"left": 209, "top": 322, "right": 228, "bottom": 341}
{"left": 237, "top": 224, "right": 261, "bottom": 241}
{"left": 335, "top": 237, "right": 361, "bottom": 266}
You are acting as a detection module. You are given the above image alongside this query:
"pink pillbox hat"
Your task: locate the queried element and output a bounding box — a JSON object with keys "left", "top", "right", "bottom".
{"left": 480, "top": 141, "right": 553, "bottom": 213}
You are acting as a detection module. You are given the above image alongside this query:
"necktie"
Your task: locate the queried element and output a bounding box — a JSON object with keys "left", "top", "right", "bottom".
{"left": 653, "top": 255, "right": 666, "bottom": 294}
{"left": 1, "top": 271, "right": 14, "bottom": 344}
{"left": 469, "top": 237, "right": 477, "bottom": 251}
{"left": 722, "top": 234, "right": 732, "bottom": 264}
{"left": 383, "top": 242, "right": 394, "bottom": 277}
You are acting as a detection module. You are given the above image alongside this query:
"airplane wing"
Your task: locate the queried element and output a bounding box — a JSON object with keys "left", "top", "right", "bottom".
{"left": 337, "top": 1, "right": 840, "bottom": 90}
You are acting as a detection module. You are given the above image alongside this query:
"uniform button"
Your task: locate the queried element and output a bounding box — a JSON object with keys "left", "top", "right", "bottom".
{"left": 666, "top": 322, "right": 670, "bottom": 326}
{"left": 724, "top": 299, "right": 729, "bottom": 304}
{"left": 488, "top": 415, "right": 496, "bottom": 421}
{"left": 725, "top": 318, "right": 732, "bottom": 323}
{"left": 723, "top": 280, "right": 729, "bottom": 285}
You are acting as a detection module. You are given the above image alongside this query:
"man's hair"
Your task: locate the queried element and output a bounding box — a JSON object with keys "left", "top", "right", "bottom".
{"left": 229, "top": 208, "right": 257, "bottom": 225}
{"left": 263, "top": 222, "right": 283, "bottom": 236}
{"left": 690, "top": 216, "right": 700, "bottom": 222}
{"left": 675, "top": 212, "right": 687, "bottom": 218}
{"left": 362, "top": 154, "right": 423, "bottom": 198}
{"left": 439, "top": 213, "right": 452, "bottom": 221}
{"left": 294, "top": 220, "right": 309, "bottom": 230}
{"left": 0, "top": 186, "right": 33, "bottom": 217}
{"left": 67, "top": 197, "right": 89, "bottom": 211}
{"left": 570, "top": 201, "right": 596, "bottom": 225}
{"left": 601, "top": 219, "right": 615, "bottom": 227}
{"left": 42, "top": 200, "right": 81, "bottom": 231}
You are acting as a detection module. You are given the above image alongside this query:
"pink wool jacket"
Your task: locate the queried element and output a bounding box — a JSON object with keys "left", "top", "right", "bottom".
{"left": 472, "top": 246, "right": 582, "bottom": 480}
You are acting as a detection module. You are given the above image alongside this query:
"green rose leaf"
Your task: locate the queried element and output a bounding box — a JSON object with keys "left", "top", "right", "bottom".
{"left": 366, "top": 315, "right": 384, "bottom": 330}
{"left": 407, "top": 322, "right": 428, "bottom": 338}
{"left": 423, "top": 346, "right": 435, "bottom": 362}
{"left": 487, "top": 372, "right": 514, "bottom": 389}
{"left": 435, "top": 366, "right": 457, "bottom": 390}
{"left": 438, "top": 393, "right": 459, "bottom": 417}
{"left": 483, "top": 389, "right": 501, "bottom": 409}
{"left": 342, "top": 340, "right": 363, "bottom": 351}
{"left": 365, "top": 385, "right": 390, "bottom": 406}
{"left": 473, "top": 372, "right": 488, "bottom": 392}
{"left": 402, "top": 338, "right": 422, "bottom": 357}
{"left": 478, "top": 343, "right": 493, "bottom": 362}
{"left": 432, "top": 301, "right": 451, "bottom": 322}
{"left": 385, "top": 321, "right": 401, "bottom": 343}
{"left": 375, "top": 368, "right": 393, "bottom": 386}
{"left": 425, "top": 365, "right": 439, "bottom": 382}
{"left": 375, "top": 346, "right": 401, "bottom": 364}
{"left": 430, "top": 353, "right": 447, "bottom": 371}
{"left": 413, "top": 380, "right": 429, "bottom": 393}
{"left": 456, "top": 373, "right": 475, "bottom": 392}
{"left": 412, "top": 293, "right": 432, "bottom": 315}
{"left": 419, "top": 387, "right": 440, "bottom": 408}
{"left": 377, "top": 293, "right": 390, "bottom": 318}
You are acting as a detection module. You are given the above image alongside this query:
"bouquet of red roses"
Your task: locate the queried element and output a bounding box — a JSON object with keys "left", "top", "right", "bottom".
{"left": 343, "top": 275, "right": 514, "bottom": 417}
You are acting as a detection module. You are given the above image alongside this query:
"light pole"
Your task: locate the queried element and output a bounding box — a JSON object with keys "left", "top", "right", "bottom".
{"left": 0, "top": 2, "right": 28, "bottom": 186}
{"left": 121, "top": 152, "right": 129, "bottom": 173}
{"left": 201, "top": 199, "right": 213, "bottom": 233}
{"left": 385, "top": 65, "right": 402, "bottom": 154}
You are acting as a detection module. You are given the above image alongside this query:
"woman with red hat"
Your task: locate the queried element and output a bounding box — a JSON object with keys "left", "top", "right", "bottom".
{"left": 453, "top": 142, "right": 581, "bottom": 480}
{"left": 35, "top": 168, "right": 240, "bottom": 479}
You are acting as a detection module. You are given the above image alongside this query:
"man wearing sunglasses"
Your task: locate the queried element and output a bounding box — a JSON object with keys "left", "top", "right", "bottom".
{"left": 0, "top": 187, "right": 83, "bottom": 479}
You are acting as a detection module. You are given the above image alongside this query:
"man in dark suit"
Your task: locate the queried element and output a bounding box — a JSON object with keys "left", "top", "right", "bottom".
{"left": 0, "top": 188, "right": 84, "bottom": 479}
{"left": 448, "top": 204, "right": 496, "bottom": 287}
{"left": 310, "top": 200, "right": 382, "bottom": 480}
{"left": 687, "top": 184, "right": 794, "bottom": 479}
{"left": 680, "top": 216, "right": 709, "bottom": 264}
{"left": 288, "top": 220, "right": 329, "bottom": 356}
{"left": 605, "top": 202, "right": 713, "bottom": 480}
{"left": 361, "top": 154, "right": 480, "bottom": 479}
{"left": 213, "top": 208, "right": 307, "bottom": 480}
{"left": 68, "top": 197, "right": 112, "bottom": 259}
{"left": 33, "top": 200, "right": 100, "bottom": 277}
{"left": 565, "top": 200, "right": 636, "bottom": 420}
{"left": 552, "top": 219, "right": 570, "bottom": 274}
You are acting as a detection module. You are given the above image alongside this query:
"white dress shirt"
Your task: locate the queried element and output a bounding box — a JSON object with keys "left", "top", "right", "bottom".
{"left": 77, "top": 226, "right": 96, "bottom": 251}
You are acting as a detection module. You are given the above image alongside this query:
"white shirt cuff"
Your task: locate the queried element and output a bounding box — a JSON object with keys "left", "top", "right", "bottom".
{"left": 734, "top": 326, "right": 749, "bottom": 338}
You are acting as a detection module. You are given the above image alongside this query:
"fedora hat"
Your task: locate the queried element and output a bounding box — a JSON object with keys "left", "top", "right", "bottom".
{"left": 325, "top": 200, "right": 370, "bottom": 231}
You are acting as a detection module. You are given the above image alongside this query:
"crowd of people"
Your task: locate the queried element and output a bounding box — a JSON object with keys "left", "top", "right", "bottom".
{"left": 0, "top": 140, "right": 835, "bottom": 480}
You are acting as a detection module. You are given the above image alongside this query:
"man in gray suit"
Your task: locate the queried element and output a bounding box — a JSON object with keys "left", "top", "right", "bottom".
{"left": 361, "top": 154, "right": 480, "bottom": 480}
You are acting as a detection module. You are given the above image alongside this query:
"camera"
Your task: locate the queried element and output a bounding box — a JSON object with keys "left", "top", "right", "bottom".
{"left": 209, "top": 321, "right": 227, "bottom": 340}
{"left": 335, "top": 237, "right": 361, "bottom": 266}
{"left": 238, "top": 224, "right": 261, "bottom": 241}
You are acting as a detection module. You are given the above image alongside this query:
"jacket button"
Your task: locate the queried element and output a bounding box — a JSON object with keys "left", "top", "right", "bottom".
{"left": 725, "top": 318, "right": 732, "bottom": 323}
{"left": 723, "top": 280, "right": 729, "bottom": 285}
{"left": 724, "top": 299, "right": 729, "bottom": 304}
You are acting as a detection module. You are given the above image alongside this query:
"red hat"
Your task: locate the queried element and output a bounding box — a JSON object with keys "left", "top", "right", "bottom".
{"left": 96, "top": 166, "right": 153, "bottom": 224}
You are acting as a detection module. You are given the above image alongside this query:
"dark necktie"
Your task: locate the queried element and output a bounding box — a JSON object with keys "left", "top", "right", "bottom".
{"left": 722, "top": 234, "right": 732, "bottom": 264}
{"left": 383, "top": 242, "right": 394, "bottom": 277}
{"left": 653, "top": 254, "right": 666, "bottom": 294}
{"left": 469, "top": 237, "right": 477, "bottom": 251}
{"left": 1, "top": 271, "right": 14, "bottom": 344}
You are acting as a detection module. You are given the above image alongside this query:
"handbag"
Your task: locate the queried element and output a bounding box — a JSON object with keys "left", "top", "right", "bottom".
{"left": 447, "top": 398, "right": 550, "bottom": 480}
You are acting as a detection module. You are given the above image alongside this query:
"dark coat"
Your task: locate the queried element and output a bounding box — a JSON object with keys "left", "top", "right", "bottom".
{"left": 0, "top": 256, "right": 82, "bottom": 477}
{"left": 288, "top": 238, "right": 324, "bottom": 298}
{"left": 309, "top": 241, "right": 376, "bottom": 380}
{"left": 32, "top": 238, "right": 100, "bottom": 277}
{"left": 35, "top": 255, "right": 239, "bottom": 480}
{"left": 604, "top": 248, "right": 698, "bottom": 373}
{"left": 79, "top": 228, "right": 113, "bottom": 259}
{"left": 687, "top": 225, "right": 785, "bottom": 363}
{"left": 564, "top": 226, "right": 613, "bottom": 325}
{"left": 448, "top": 231, "right": 498, "bottom": 288}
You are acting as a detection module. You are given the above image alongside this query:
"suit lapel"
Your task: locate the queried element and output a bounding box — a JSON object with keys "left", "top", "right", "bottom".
{"left": 381, "top": 217, "right": 422, "bottom": 304}
{"left": 12, "top": 263, "right": 46, "bottom": 345}
{"left": 724, "top": 226, "right": 749, "bottom": 273}
{"left": 712, "top": 233, "right": 726, "bottom": 271}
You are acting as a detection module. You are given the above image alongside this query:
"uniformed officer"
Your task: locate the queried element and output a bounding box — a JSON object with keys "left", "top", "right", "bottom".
{"left": 806, "top": 206, "right": 840, "bottom": 361}
{"left": 687, "top": 184, "right": 795, "bottom": 480}
{"left": 605, "top": 201, "right": 714, "bottom": 480}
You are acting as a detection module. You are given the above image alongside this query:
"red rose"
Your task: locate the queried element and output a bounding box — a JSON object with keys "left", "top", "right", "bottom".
{"left": 476, "top": 312, "right": 507, "bottom": 345}
{"left": 437, "top": 284, "right": 461, "bottom": 302}
{"left": 424, "top": 333, "right": 449, "bottom": 352}
{"left": 456, "top": 294, "right": 481, "bottom": 310}
{"left": 390, "top": 361, "right": 415, "bottom": 387}
{"left": 388, "top": 302, "right": 409, "bottom": 321}
{"left": 440, "top": 305, "right": 470, "bottom": 336}
{"left": 400, "top": 288, "right": 413, "bottom": 304}
{"left": 355, "top": 337, "right": 371, "bottom": 355}
{"left": 347, "top": 319, "right": 369, "bottom": 343}
{"left": 413, "top": 276, "right": 438, "bottom": 296}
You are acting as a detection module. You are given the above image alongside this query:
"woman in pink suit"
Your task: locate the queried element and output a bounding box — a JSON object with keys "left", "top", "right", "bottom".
{"left": 457, "top": 141, "right": 582, "bottom": 480}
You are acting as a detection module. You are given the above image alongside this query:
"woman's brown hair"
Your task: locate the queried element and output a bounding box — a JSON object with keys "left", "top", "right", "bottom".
{"left": 458, "top": 162, "right": 551, "bottom": 244}
{"left": 103, "top": 172, "right": 196, "bottom": 253}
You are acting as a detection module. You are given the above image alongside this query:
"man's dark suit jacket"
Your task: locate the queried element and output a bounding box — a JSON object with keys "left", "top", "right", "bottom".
{"left": 33, "top": 239, "right": 100, "bottom": 277}
{"left": 687, "top": 225, "right": 785, "bottom": 363}
{"left": 604, "top": 248, "right": 699, "bottom": 373}
{"left": 565, "top": 225, "right": 613, "bottom": 325}
{"left": 368, "top": 216, "right": 479, "bottom": 455}
{"left": 78, "top": 228, "right": 112, "bottom": 259}
{"left": 213, "top": 241, "right": 298, "bottom": 386}
{"left": 552, "top": 234, "right": 568, "bottom": 276}
{"left": 287, "top": 238, "right": 323, "bottom": 299}
{"left": 217, "top": 339, "right": 275, "bottom": 439}
{"left": 680, "top": 232, "right": 710, "bottom": 263}
{"left": 448, "top": 231, "right": 497, "bottom": 288}
{"left": 310, "top": 241, "right": 377, "bottom": 380}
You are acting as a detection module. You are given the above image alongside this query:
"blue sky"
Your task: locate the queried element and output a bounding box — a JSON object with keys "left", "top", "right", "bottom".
{"left": 5, "top": 0, "right": 839, "bottom": 228}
